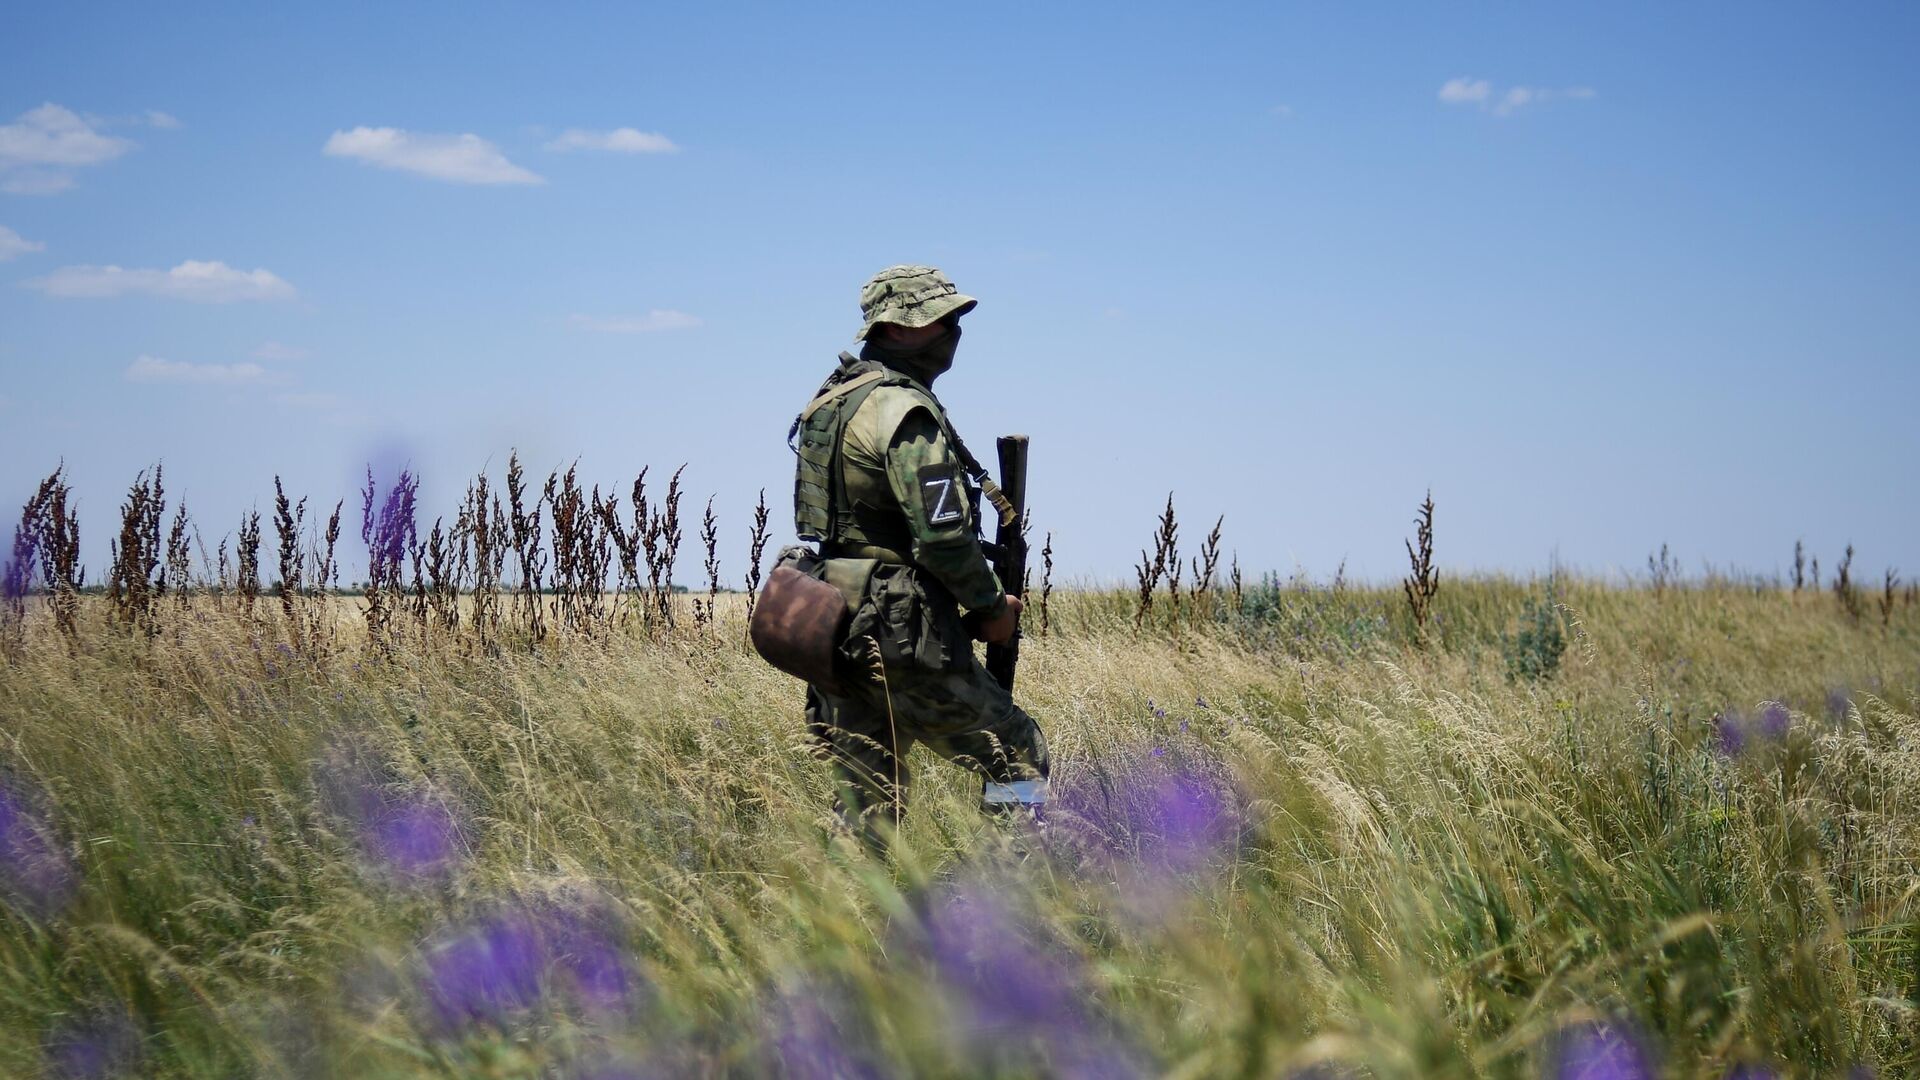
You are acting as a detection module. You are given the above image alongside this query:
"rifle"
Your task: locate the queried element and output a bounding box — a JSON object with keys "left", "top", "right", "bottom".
{"left": 984, "top": 435, "right": 1028, "bottom": 691}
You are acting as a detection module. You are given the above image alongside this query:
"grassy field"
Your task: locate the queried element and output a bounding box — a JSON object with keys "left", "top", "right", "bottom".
{"left": 0, "top": 580, "right": 1916, "bottom": 1078}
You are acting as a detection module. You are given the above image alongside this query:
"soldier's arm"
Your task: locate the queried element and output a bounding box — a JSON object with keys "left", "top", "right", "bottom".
{"left": 884, "top": 408, "right": 1007, "bottom": 616}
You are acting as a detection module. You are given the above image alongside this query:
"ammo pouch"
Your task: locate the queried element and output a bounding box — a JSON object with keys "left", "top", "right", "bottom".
{"left": 847, "top": 562, "right": 971, "bottom": 675}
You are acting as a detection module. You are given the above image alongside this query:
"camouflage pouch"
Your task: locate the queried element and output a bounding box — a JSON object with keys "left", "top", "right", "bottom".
{"left": 751, "top": 546, "right": 851, "bottom": 693}
{"left": 856, "top": 564, "right": 969, "bottom": 673}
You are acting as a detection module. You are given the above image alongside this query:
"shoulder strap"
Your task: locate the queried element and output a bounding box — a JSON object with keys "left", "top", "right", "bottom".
{"left": 800, "top": 369, "right": 887, "bottom": 424}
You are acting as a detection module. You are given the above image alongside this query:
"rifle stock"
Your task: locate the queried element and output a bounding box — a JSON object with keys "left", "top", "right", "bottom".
{"left": 985, "top": 435, "right": 1028, "bottom": 691}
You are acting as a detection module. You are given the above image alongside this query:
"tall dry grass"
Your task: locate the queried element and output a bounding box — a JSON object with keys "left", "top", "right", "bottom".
{"left": 0, "top": 573, "right": 1915, "bottom": 1078}
{"left": 2, "top": 464, "right": 1918, "bottom": 1076}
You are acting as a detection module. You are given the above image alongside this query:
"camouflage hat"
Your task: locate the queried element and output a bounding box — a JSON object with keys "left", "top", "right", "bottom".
{"left": 854, "top": 265, "right": 977, "bottom": 341}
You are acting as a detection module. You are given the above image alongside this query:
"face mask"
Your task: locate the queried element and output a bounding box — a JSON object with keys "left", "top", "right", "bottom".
{"left": 870, "top": 323, "right": 961, "bottom": 384}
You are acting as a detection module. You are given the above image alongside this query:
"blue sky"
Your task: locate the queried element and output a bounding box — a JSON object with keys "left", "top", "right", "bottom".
{"left": 3, "top": 3, "right": 1916, "bottom": 586}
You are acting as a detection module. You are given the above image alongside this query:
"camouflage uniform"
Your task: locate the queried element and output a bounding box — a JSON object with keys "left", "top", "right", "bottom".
{"left": 791, "top": 266, "right": 1049, "bottom": 850}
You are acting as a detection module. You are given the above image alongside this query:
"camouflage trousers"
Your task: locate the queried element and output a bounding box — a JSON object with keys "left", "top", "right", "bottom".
{"left": 806, "top": 654, "right": 1049, "bottom": 852}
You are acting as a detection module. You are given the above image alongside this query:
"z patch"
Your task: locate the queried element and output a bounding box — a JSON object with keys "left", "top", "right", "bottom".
{"left": 916, "top": 463, "right": 965, "bottom": 527}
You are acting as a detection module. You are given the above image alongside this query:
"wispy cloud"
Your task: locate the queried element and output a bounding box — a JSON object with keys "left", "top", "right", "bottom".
{"left": 125, "top": 355, "right": 269, "bottom": 385}
{"left": 1438, "top": 78, "right": 1491, "bottom": 106}
{"left": 0, "top": 225, "right": 43, "bottom": 261}
{"left": 2, "top": 171, "right": 75, "bottom": 196}
{"left": 143, "top": 110, "right": 182, "bottom": 130}
{"left": 568, "top": 310, "right": 702, "bottom": 333}
{"left": 28, "top": 260, "right": 296, "bottom": 303}
{"left": 323, "top": 127, "right": 543, "bottom": 185}
{"left": 1439, "top": 77, "right": 1596, "bottom": 117}
{"left": 0, "top": 103, "right": 136, "bottom": 194}
{"left": 1268, "top": 104, "right": 1296, "bottom": 119}
{"left": 544, "top": 128, "right": 679, "bottom": 154}
{"left": 251, "top": 341, "right": 310, "bottom": 362}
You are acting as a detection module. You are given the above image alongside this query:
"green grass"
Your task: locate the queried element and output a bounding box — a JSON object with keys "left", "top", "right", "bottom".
{"left": 1, "top": 580, "right": 1916, "bottom": 1078}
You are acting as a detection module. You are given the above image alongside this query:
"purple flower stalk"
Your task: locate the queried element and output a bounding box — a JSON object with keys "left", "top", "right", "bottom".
{"left": 316, "top": 739, "right": 467, "bottom": 883}
{"left": 423, "top": 913, "right": 547, "bottom": 1031}
{"left": 3, "top": 523, "right": 36, "bottom": 604}
{"left": 368, "top": 799, "right": 461, "bottom": 880}
{"left": 1053, "top": 756, "right": 1241, "bottom": 889}
{"left": 545, "top": 907, "right": 642, "bottom": 1014}
{"left": 417, "top": 900, "right": 645, "bottom": 1036}
{"left": 361, "top": 466, "right": 418, "bottom": 594}
{"left": 1551, "top": 1019, "right": 1655, "bottom": 1080}
{"left": 1713, "top": 712, "right": 1748, "bottom": 758}
{"left": 926, "top": 890, "right": 1079, "bottom": 1031}
{"left": 1756, "top": 702, "right": 1790, "bottom": 741}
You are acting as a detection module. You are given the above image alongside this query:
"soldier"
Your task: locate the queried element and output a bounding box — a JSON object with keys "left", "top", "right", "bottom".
{"left": 789, "top": 264, "right": 1049, "bottom": 851}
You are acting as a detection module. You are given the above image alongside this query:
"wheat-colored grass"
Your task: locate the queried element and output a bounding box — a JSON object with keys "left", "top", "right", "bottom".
{"left": 0, "top": 581, "right": 1915, "bottom": 1078}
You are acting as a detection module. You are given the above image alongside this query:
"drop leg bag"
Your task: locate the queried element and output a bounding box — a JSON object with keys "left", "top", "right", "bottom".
{"left": 751, "top": 546, "right": 858, "bottom": 695}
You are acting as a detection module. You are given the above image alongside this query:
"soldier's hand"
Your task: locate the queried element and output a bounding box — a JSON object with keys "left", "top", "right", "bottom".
{"left": 975, "top": 594, "right": 1023, "bottom": 645}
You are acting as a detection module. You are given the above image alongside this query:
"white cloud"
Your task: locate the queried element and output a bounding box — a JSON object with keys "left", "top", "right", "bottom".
{"left": 0, "top": 104, "right": 134, "bottom": 170}
{"left": 323, "top": 126, "right": 543, "bottom": 184}
{"left": 545, "top": 127, "right": 679, "bottom": 154}
{"left": 569, "top": 310, "right": 702, "bottom": 333}
{"left": 1496, "top": 87, "right": 1536, "bottom": 116}
{"left": 0, "top": 104, "right": 136, "bottom": 194}
{"left": 1438, "top": 78, "right": 1491, "bottom": 106}
{"left": 1, "top": 170, "right": 76, "bottom": 196}
{"left": 1269, "top": 104, "right": 1295, "bottom": 119}
{"left": 251, "top": 340, "right": 310, "bottom": 361}
{"left": 1439, "top": 78, "right": 1596, "bottom": 117}
{"left": 0, "top": 225, "right": 43, "bottom": 261}
{"left": 144, "top": 110, "right": 182, "bottom": 130}
{"left": 29, "top": 260, "right": 296, "bottom": 302}
{"left": 125, "top": 355, "right": 268, "bottom": 385}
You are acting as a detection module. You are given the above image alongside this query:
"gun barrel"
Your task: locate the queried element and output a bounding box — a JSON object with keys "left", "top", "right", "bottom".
{"left": 986, "top": 435, "right": 1030, "bottom": 691}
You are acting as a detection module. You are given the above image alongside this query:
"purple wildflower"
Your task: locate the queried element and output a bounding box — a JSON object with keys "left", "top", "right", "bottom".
{"left": 42, "top": 1010, "right": 140, "bottom": 1080}
{"left": 3, "top": 521, "right": 36, "bottom": 606}
{"left": 368, "top": 798, "right": 462, "bottom": 880}
{"left": 361, "top": 467, "right": 418, "bottom": 598}
{"left": 1826, "top": 687, "right": 1852, "bottom": 721}
{"left": 545, "top": 906, "right": 643, "bottom": 1014}
{"left": 1178, "top": 719, "right": 1189, "bottom": 734}
{"left": 422, "top": 913, "right": 546, "bottom": 1031}
{"left": 1150, "top": 747, "right": 1167, "bottom": 758}
{"left": 0, "top": 784, "right": 76, "bottom": 916}
{"left": 765, "top": 981, "right": 886, "bottom": 1080}
{"left": 316, "top": 738, "right": 466, "bottom": 883}
{"left": 1550, "top": 1019, "right": 1655, "bottom": 1080}
{"left": 925, "top": 889, "right": 1082, "bottom": 1036}
{"left": 1195, "top": 696, "right": 1208, "bottom": 709}
{"left": 1713, "top": 712, "right": 1748, "bottom": 758}
{"left": 1756, "top": 702, "right": 1790, "bottom": 741}
{"left": 1055, "top": 759, "right": 1239, "bottom": 878}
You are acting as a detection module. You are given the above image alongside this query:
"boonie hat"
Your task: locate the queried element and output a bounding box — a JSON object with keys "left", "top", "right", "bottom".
{"left": 854, "top": 265, "right": 977, "bottom": 341}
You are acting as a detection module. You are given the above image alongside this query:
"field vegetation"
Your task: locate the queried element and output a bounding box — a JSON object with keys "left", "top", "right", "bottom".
{"left": 1, "top": 462, "right": 1917, "bottom": 1078}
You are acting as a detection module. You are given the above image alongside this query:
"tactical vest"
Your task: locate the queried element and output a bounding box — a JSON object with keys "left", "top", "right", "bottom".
{"left": 791, "top": 354, "right": 974, "bottom": 554}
